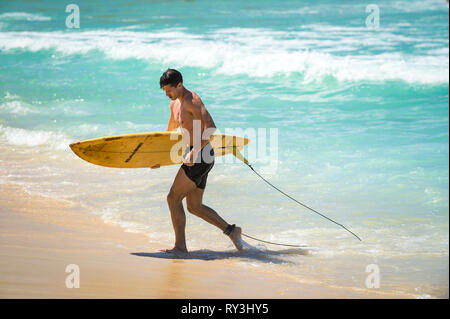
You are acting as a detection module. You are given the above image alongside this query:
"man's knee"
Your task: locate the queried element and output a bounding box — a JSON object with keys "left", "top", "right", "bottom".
{"left": 167, "top": 189, "right": 184, "bottom": 205}
{"left": 186, "top": 201, "right": 202, "bottom": 215}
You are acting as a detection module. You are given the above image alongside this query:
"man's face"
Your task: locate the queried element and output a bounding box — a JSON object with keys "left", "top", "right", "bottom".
{"left": 162, "top": 83, "right": 181, "bottom": 100}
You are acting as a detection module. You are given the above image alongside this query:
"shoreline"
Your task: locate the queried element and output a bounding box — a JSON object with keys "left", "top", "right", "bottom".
{"left": 0, "top": 182, "right": 414, "bottom": 298}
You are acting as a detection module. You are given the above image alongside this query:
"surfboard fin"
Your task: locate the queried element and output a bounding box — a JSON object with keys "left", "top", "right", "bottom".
{"left": 232, "top": 147, "right": 249, "bottom": 165}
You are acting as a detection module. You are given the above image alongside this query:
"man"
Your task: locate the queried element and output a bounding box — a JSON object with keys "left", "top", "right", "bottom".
{"left": 152, "top": 69, "right": 243, "bottom": 253}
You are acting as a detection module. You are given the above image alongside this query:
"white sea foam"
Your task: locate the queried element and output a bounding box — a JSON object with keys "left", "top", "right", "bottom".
{"left": 0, "top": 27, "right": 447, "bottom": 84}
{"left": 0, "top": 12, "right": 51, "bottom": 21}
{"left": 389, "top": 0, "right": 449, "bottom": 12}
{"left": 4, "top": 91, "right": 20, "bottom": 100}
{"left": 428, "top": 47, "right": 450, "bottom": 56}
{"left": 0, "top": 94, "right": 93, "bottom": 118}
{"left": 0, "top": 125, "right": 73, "bottom": 150}
{"left": 100, "top": 207, "right": 150, "bottom": 233}
{"left": 0, "top": 100, "right": 38, "bottom": 115}
{"left": 249, "top": 7, "right": 320, "bottom": 16}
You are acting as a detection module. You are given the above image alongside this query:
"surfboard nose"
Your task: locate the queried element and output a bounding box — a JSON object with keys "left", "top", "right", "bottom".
{"left": 69, "top": 142, "right": 78, "bottom": 152}
{"left": 69, "top": 142, "right": 85, "bottom": 161}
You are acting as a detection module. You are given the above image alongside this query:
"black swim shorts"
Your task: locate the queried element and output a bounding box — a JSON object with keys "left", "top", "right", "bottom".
{"left": 181, "top": 142, "right": 215, "bottom": 189}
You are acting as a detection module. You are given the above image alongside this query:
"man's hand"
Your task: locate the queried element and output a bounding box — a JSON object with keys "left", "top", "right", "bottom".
{"left": 183, "top": 148, "right": 198, "bottom": 167}
{"left": 150, "top": 164, "right": 161, "bottom": 169}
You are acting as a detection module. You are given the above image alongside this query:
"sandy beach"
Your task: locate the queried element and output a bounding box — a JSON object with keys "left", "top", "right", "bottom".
{"left": 0, "top": 182, "right": 416, "bottom": 299}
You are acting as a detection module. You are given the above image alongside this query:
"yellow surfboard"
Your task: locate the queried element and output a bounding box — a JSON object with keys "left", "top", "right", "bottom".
{"left": 69, "top": 131, "right": 250, "bottom": 168}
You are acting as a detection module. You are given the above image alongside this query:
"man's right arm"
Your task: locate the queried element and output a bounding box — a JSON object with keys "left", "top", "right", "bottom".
{"left": 152, "top": 102, "right": 178, "bottom": 169}
{"left": 165, "top": 101, "right": 179, "bottom": 131}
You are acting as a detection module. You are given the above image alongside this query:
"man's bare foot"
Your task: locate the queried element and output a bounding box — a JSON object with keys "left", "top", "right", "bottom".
{"left": 159, "top": 246, "right": 188, "bottom": 254}
{"left": 229, "top": 226, "right": 243, "bottom": 251}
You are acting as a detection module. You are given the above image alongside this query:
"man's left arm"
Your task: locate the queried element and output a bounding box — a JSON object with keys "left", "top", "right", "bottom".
{"left": 189, "top": 101, "right": 216, "bottom": 149}
{"left": 201, "top": 104, "right": 216, "bottom": 145}
{"left": 183, "top": 101, "right": 216, "bottom": 165}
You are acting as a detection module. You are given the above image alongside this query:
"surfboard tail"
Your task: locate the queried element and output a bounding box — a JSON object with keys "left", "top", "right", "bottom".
{"left": 232, "top": 147, "right": 249, "bottom": 165}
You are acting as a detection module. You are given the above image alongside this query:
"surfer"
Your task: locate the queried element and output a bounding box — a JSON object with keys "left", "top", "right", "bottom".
{"left": 151, "top": 68, "right": 243, "bottom": 253}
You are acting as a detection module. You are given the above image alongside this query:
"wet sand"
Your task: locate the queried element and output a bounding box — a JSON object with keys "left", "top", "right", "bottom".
{"left": 0, "top": 182, "right": 412, "bottom": 298}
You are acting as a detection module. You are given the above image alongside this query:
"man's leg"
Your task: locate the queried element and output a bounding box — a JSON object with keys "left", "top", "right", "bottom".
{"left": 164, "top": 166, "right": 197, "bottom": 253}
{"left": 186, "top": 187, "right": 243, "bottom": 250}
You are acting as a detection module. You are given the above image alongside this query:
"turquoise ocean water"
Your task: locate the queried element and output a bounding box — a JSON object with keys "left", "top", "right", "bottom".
{"left": 0, "top": 0, "right": 448, "bottom": 297}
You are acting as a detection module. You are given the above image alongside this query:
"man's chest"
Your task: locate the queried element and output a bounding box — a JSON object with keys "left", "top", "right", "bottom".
{"left": 172, "top": 102, "right": 192, "bottom": 126}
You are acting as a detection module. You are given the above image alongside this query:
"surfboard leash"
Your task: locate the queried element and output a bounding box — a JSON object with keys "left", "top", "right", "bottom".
{"left": 240, "top": 233, "right": 306, "bottom": 248}
{"left": 232, "top": 147, "right": 362, "bottom": 242}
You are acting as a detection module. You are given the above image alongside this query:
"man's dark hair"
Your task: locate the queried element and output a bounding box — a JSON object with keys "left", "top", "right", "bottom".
{"left": 160, "top": 68, "right": 183, "bottom": 88}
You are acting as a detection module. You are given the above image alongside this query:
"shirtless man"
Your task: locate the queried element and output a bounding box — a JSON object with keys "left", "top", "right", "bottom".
{"left": 152, "top": 69, "right": 243, "bottom": 253}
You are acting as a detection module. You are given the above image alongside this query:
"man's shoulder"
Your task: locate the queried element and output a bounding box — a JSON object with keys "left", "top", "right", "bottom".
{"left": 186, "top": 90, "right": 204, "bottom": 109}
